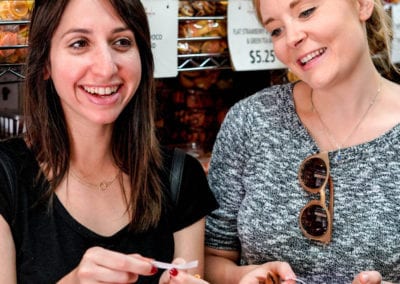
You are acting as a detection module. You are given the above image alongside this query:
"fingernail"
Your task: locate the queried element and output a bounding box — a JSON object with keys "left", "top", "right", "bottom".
{"left": 150, "top": 266, "right": 158, "bottom": 274}
{"left": 283, "top": 274, "right": 296, "bottom": 281}
{"left": 169, "top": 268, "right": 178, "bottom": 277}
{"left": 361, "top": 273, "right": 369, "bottom": 282}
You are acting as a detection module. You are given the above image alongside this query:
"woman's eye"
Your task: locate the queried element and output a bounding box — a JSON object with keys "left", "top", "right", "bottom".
{"left": 70, "top": 39, "right": 88, "bottom": 49}
{"left": 270, "top": 28, "right": 282, "bottom": 38}
{"left": 115, "top": 38, "right": 133, "bottom": 47}
{"left": 299, "top": 7, "right": 316, "bottom": 18}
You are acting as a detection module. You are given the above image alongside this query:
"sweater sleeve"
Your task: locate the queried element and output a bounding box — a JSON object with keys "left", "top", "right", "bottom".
{"left": 205, "top": 99, "right": 253, "bottom": 251}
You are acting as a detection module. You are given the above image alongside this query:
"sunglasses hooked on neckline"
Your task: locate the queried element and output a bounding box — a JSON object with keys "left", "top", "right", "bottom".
{"left": 298, "top": 152, "right": 334, "bottom": 244}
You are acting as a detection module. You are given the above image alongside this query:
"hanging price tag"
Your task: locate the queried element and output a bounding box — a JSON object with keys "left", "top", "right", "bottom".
{"left": 141, "top": 0, "right": 178, "bottom": 78}
{"left": 391, "top": 4, "right": 400, "bottom": 64}
{"left": 227, "top": 0, "right": 285, "bottom": 71}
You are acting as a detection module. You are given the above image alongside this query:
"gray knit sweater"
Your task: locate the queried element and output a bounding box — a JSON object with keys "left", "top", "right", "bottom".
{"left": 205, "top": 83, "right": 400, "bottom": 284}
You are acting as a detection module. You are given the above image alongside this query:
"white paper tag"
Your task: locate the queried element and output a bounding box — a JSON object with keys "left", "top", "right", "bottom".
{"left": 391, "top": 4, "right": 400, "bottom": 64}
{"left": 227, "top": 0, "right": 285, "bottom": 71}
{"left": 141, "top": 0, "right": 179, "bottom": 78}
{"left": 152, "top": 260, "right": 198, "bottom": 270}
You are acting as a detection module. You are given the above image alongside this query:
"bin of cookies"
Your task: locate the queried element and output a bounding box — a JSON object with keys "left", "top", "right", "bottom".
{"left": 0, "top": 0, "right": 33, "bottom": 64}
{"left": 0, "top": 0, "right": 34, "bottom": 20}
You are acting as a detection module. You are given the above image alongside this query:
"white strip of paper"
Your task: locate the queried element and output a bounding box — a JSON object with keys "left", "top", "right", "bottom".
{"left": 152, "top": 260, "right": 198, "bottom": 270}
{"left": 391, "top": 4, "right": 400, "bottom": 64}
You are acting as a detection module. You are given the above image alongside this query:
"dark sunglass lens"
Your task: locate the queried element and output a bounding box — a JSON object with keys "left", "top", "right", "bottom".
{"left": 300, "top": 205, "right": 328, "bottom": 236}
{"left": 300, "top": 157, "right": 327, "bottom": 189}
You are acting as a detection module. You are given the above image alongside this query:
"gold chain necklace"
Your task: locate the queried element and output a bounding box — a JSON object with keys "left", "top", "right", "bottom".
{"left": 69, "top": 168, "right": 120, "bottom": 191}
{"left": 311, "top": 81, "right": 382, "bottom": 161}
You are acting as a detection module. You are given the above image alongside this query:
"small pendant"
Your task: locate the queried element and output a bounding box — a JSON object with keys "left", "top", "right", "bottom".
{"left": 99, "top": 181, "right": 109, "bottom": 191}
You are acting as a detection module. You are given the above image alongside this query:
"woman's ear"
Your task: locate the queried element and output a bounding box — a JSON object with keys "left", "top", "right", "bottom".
{"left": 357, "top": 0, "right": 374, "bottom": 21}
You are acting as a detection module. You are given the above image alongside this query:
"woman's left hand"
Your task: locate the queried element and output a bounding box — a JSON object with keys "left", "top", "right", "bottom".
{"left": 352, "top": 271, "right": 393, "bottom": 284}
{"left": 158, "top": 258, "right": 209, "bottom": 284}
{"left": 238, "top": 261, "right": 296, "bottom": 284}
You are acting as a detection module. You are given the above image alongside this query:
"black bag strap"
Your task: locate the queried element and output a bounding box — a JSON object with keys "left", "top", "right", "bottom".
{"left": 0, "top": 148, "right": 17, "bottom": 215}
{"left": 169, "top": 148, "right": 186, "bottom": 205}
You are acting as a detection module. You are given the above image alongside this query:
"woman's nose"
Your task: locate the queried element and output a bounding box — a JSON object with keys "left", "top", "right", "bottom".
{"left": 91, "top": 45, "right": 118, "bottom": 77}
{"left": 286, "top": 24, "right": 306, "bottom": 48}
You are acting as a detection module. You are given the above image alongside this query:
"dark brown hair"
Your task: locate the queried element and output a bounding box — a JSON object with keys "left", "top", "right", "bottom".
{"left": 24, "top": 0, "right": 163, "bottom": 232}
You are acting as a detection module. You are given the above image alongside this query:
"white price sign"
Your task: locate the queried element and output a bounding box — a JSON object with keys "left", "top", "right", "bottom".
{"left": 141, "top": 0, "right": 178, "bottom": 78}
{"left": 391, "top": 4, "right": 400, "bottom": 64}
{"left": 227, "top": 0, "right": 284, "bottom": 71}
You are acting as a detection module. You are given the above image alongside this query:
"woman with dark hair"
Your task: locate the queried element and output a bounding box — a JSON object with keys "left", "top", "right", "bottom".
{"left": 205, "top": 0, "right": 400, "bottom": 283}
{"left": 0, "top": 0, "right": 217, "bottom": 283}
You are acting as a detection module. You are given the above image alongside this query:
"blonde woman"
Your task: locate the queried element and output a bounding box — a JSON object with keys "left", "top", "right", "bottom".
{"left": 205, "top": 0, "right": 400, "bottom": 283}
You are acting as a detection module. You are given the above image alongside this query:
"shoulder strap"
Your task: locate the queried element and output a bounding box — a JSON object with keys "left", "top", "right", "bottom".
{"left": 169, "top": 148, "right": 186, "bottom": 205}
{"left": 0, "top": 148, "right": 17, "bottom": 215}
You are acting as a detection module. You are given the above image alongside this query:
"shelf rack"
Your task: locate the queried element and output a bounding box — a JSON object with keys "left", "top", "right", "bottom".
{"left": 177, "top": 13, "right": 230, "bottom": 71}
{"left": 0, "top": 19, "right": 29, "bottom": 81}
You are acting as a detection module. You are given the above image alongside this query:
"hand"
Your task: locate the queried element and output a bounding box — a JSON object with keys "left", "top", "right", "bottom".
{"left": 238, "top": 261, "right": 297, "bottom": 284}
{"left": 353, "top": 271, "right": 392, "bottom": 284}
{"left": 158, "top": 258, "right": 209, "bottom": 284}
{"left": 58, "top": 247, "right": 157, "bottom": 283}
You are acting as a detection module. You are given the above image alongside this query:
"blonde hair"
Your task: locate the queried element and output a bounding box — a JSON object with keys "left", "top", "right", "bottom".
{"left": 252, "top": 0, "right": 399, "bottom": 78}
{"left": 368, "top": 0, "right": 399, "bottom": 77}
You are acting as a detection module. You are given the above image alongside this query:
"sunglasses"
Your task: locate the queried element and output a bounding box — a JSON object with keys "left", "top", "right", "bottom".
{"left": 298, "top": 152, "right": 334, "bottom": 244}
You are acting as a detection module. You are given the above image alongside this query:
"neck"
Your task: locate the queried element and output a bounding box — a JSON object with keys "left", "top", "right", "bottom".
{"left": 310, "top": 70, "right": 382, "bottom": 113}
{"left": 310, "top": 77, "right": 382, "bottom": 151}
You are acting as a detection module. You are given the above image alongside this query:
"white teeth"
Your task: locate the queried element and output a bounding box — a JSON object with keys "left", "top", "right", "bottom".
{"left": 83, "top": 86, "right": 118, "bottom": 96}
{"left": 300, "top": 48, "right": 326, "bottom": 64}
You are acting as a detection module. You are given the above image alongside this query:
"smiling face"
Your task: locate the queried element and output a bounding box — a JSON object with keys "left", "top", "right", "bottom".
{"left": 48, "top": 0, "right": 142, "bottom": 126}
{"left": 260, "top": 0, "right": 374, "bottom": 88}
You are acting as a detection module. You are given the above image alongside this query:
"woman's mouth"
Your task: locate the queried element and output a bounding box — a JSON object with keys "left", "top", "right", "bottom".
{"left": 82, "top": 85, "right": 119, "bottom": 96}
{"left": 299, "top": 48, "right": 327, "bottom": 66}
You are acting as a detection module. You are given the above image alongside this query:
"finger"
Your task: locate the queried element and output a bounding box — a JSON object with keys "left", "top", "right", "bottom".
{"left": 238, "top": 267, "right": 272, "bottom": 284}
{"left": 354, "top": 271, "right": 382, "bottom": 284}
{"left": 76, "top": 257, "right": 140, "bottom": 284}
{"left": 128, "top": 253, "right": 154, "bottom": 262}
{"left": 168, "top": 270, "right": 210, "bottom": 284}
{"left": 157, "top": 258, "right": 191, "bottom": 284}
{"left": 264, "top": 261, "right": 296, "bottom": 282}
{"left": 265, "top": 272, "right": 279, "bottom": 284}
{"left": 86, "top": 247, "right": 156, "bottom": 276}
{"left": 170, "top": 257, "right": 189, "bottom": 274}
{"left": 159, "top": 269, "right": 170, "bottom": 284}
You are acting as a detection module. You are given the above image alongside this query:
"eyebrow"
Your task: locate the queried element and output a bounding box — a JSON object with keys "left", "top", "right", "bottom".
{"left": 289, "top": 0, "right": 301, "bottom": 9}
{"left": 263, "top": 0, "right": 301, "bottom": 26}
{"left": 61, "top": 27, "right": 130, "bottom": 39}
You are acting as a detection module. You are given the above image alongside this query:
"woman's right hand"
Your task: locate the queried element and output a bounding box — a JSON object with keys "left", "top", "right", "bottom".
{"left": 238, "top": 261, "right": 296, "bottom": 284}
{"left": 158, "top": 258, "right": 209, "bottom": 284}
{"left": 58, "top": 247, "right": 157, "bottom": 283}
{"left": 352, "top": 271, "right": 393, "bottom": 284}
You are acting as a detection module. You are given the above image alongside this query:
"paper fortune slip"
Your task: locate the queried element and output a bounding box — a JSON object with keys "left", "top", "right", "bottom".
{"left": 151, "top": 260, "right": 198, "bottom": 270}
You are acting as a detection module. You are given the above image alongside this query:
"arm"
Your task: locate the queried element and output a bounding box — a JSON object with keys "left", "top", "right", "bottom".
{"left": 204, "top": 246, "right": 258, "bottom": 283}
{"left": 205, "top": 246, "right": 296, "bottom": 284}
{"left": 0, "top": 215, "right": 17, "bottom": 283}
{"left": 173, "top": 218, "right": 206, "bottom": 277}
{"left": 158, "top": 219, "right": 210, "bottom": 284}
{"left": 204, "top": 102, "right": 254, "bottom": 283}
